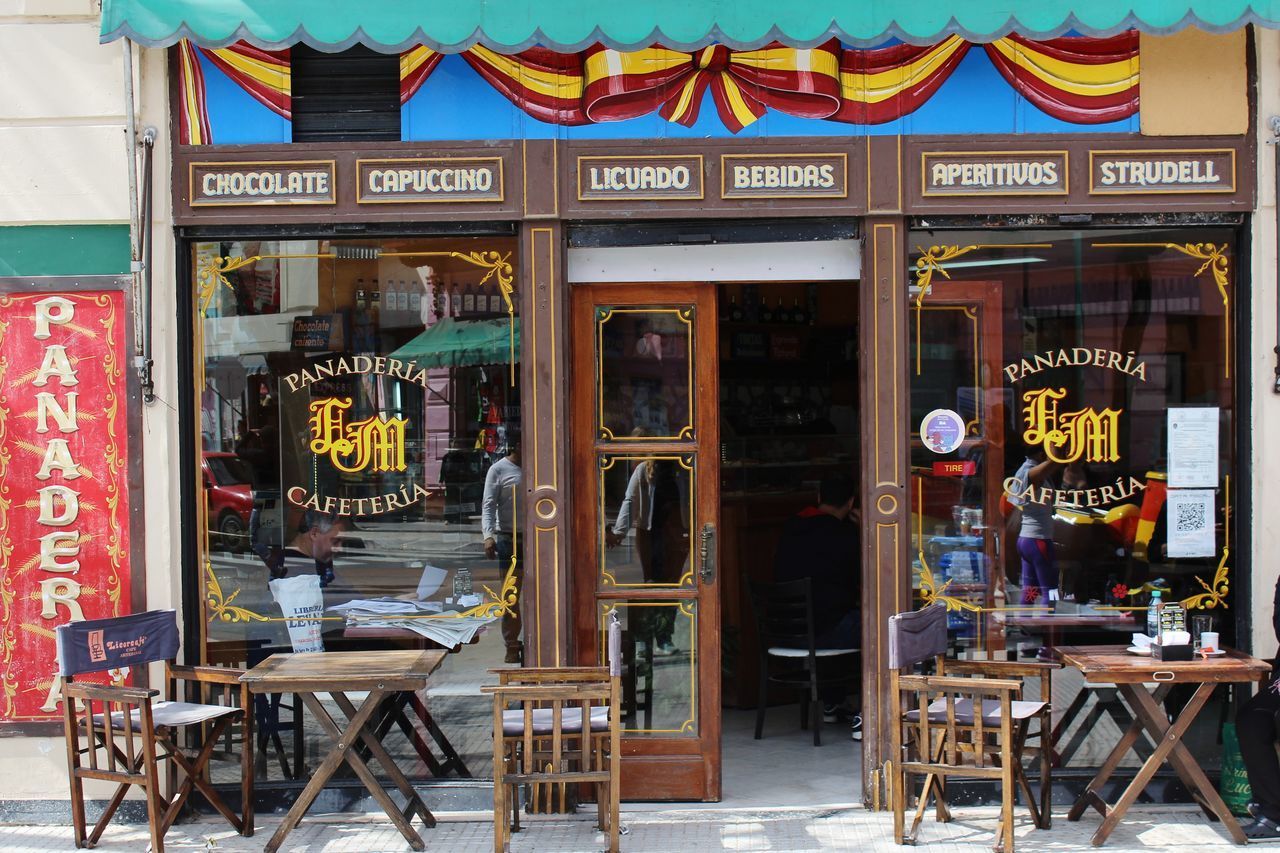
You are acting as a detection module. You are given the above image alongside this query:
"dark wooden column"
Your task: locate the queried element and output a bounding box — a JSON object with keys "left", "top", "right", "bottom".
{"left": 519, "top": 140, "right": 570, "bottom": 669}
{"left": 859, "top": 215, "right": 911, "bottom": 807}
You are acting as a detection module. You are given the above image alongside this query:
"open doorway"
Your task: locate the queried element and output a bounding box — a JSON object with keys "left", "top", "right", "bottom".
{"left": 716, "top": 280, "right": 862, "bottom": 807}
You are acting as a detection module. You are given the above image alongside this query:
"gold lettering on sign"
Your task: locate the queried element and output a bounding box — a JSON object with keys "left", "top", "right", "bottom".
{"left": 1021, "top": 387, "right": 1121, "bottom": 464}
{"left": 30, "top": 295, "right": 85, "bottom": 712}
{"left": 308, "top": 397, "right": 408, "bottom": 474}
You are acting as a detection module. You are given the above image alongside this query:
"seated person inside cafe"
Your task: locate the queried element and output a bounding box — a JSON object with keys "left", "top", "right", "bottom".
{"left": 772, "top": 474, "right": 861, "bottom": 733}
{"left": 1236, "top": 574, "right": 1280, "bottom": 840}
{"left": 268, "top": 509, "right": 344, "bottom": 587}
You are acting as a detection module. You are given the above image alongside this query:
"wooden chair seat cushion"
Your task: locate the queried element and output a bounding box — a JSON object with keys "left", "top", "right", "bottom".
{"left": 94, "top": 700, "right": 241, "bottom": 732}
{"left": 501, "top": 705, "right": 609, "bottom": 736}
{"left": 904, "top": 697, "right": 1047, "bottom": 725}
{"left": 766, "top": 646, "right": 858, "bottom": 658}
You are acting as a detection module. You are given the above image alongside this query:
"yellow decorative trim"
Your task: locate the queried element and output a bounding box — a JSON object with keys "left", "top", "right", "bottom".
{"left": 915, "top": 486, "right": 980, "bottom": 613}
{"left": 1092, "top": 241, "right": 1231, "bottom": 380}
{"left": 198, "top": 242, "right": 519, "bottom": 629}
{"left": 912, "top": 243, "right": 1050, "bottom": 374}
{"left": 205, "top": 567, "right": 268, "bottom": 624}
{"left": 1180, "top": 548, "right": 1230, "bottom": 611}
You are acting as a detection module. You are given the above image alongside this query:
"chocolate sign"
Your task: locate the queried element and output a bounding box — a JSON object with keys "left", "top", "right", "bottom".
{"left": 190, "top": 161, "right": 336, "bottom": 206}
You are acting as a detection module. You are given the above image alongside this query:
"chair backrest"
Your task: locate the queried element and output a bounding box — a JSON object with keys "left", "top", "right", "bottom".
{"left": 888, "top": 604, "right": 947, "bottom": 670}
{"left": 749, "top": 578, "right": 814, "bottom": 650}
{"left": 56, "top": 609, "right": 180, "bottom": 678}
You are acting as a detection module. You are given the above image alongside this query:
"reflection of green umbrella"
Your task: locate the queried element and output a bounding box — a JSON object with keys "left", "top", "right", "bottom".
{"left": 390, "top": 317, "right": 519, "bottom": 368}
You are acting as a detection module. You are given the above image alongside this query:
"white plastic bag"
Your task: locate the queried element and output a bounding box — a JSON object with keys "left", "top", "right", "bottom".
{"left": 269, "top": 575, "right": 325, "bottom": 653}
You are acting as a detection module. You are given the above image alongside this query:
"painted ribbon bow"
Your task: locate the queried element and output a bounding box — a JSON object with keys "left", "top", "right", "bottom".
{"left": 582, "top": 41, "right": 844, "bottom": 133}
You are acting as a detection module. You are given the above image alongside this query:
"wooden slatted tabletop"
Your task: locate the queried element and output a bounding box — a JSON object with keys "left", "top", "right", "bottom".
{"left": 240, "top": 649, "right": 447, "bottom": 693}
{"left": 1058, "top": 644, "right": 1269, "bottom": 684}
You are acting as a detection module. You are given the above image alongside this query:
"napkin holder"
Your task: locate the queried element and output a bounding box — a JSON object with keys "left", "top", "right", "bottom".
{"left": 1152, "top": 639, "right": 1193, "bottom": 661}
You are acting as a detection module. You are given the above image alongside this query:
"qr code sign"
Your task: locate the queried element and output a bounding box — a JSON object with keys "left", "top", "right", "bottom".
{"left": 1175, "top": 501, "right": 1207, "bottom": 532}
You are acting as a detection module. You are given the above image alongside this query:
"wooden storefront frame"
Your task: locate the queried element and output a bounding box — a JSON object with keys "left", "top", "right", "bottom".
{"left": 172, "top": 129, "right": 1256, "bottom": 806}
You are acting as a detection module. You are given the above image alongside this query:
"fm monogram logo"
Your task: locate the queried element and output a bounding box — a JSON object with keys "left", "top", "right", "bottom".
{"left": 308, "top": 397, "right": 408, "bottom": 474}
{"left": 1021, "top": 387, "right": 1121, "bottom": 464}
{"left": 87, "top": 629, "right": 106, "bottom": 663}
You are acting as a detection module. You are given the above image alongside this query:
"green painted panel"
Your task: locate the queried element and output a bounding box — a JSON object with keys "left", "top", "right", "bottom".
{"left": 101, "top": 0, "right": 1280, "bottom": 52}
{"left": 0, "top": 226, "right": 131, "bottom": 278}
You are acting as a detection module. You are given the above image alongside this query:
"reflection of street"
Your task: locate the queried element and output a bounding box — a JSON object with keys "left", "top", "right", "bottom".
{"left": 206, "top": 516, "right": 511, "bottom": 784}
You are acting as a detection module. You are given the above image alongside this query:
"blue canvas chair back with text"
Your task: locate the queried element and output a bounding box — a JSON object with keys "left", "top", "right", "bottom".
{"left": 56, "top": 609, "right": 180, "bottom": 677}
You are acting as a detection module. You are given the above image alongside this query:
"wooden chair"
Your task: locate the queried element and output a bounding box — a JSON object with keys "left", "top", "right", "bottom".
{"left": 483, "top": 611, "right": 622, "bottom": 853}
{"left": 889, "top": 604, "right": 1056, "bottom": 853}
{"left": 749, "top": 578, "right": 859, "bottom": 745}
{"left": 57, "top": 610, "right": 254, "bottom": 853}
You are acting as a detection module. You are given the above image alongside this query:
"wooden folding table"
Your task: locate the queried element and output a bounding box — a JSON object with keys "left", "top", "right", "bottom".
{"left": 240, "top": 649, "right": 447, "bottom": 853}
{"left": 1058, "top": 644, "right": 1269, "bottom": 847}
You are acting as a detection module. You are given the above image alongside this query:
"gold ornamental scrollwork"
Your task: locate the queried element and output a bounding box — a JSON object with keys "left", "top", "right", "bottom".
{"left": 912, "top": 243, "right": 1050, "bottom": 374}
{"left": 198, "top": 242, "right": 518, "bottom": 631}
{"left": 1092, "top": 241, "right": 1231, "bottom": 379}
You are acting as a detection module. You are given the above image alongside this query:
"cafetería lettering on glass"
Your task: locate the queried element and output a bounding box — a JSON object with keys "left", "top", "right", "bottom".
{"left": 1003, "top": 347, "right": 1147, "bottom": 509}
{"left": 0, "top": 291, "right": 133, "bottom": 721}
{"left": 283, "top": 355, "right": 430, "bottom": 516}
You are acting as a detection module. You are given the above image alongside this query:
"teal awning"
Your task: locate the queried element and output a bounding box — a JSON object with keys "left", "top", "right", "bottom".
{"left": 390, "top": 317, "right": 519, "bottom": 369}
{"left": 101, "top": 1, "right": 1280, "bottom": 52}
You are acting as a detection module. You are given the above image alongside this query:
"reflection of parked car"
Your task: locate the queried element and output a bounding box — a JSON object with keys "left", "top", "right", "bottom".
{"left": 202, "top": 452, "right": 254, "bottom": 551}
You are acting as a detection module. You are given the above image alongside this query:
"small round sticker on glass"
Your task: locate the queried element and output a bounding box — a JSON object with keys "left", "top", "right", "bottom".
{"left": 920, "top": 409, "right": 965, "bottom": 454}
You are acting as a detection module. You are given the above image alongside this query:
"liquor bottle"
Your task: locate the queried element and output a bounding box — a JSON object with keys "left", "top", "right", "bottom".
{"left": 369, "top": 282, "right": 381, "bottom": 331}
{"left": 728, "top": 295, "right": 744, "bottom": 323}
{"left": 760, "top": 298, "right": 774, "bottom": 324}
{"left": 463, "top": 286, "right": 476, "bottom": 314}
{"left": 398, "top": 280, "right": 410, "bottom": 312}
{"left": 790, "top": 297, "right": 806, "bottom": 324}
{"left": 451, "top": 283, "right": 463, "bottom": 318}
{"left": 774, "top": 297, "right": 785, "bottom": 323}
{"left": 409, "top": 280, "right": 422, "bottom": 315}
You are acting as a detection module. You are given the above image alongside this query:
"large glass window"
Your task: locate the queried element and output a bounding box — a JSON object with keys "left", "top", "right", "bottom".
{"left": 194, "top": 236, "right": 521, "bottom": 783}
{"left": 908, "top": 227, "right": 1236, "bottom": 774}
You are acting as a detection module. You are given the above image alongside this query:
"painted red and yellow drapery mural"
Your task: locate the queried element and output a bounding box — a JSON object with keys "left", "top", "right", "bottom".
{"left": 178, "top": 33, "right": 1138, "bottom": 142}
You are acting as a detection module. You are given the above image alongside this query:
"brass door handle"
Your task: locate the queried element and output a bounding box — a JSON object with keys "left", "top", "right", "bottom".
{"left": 699, "top": 522, "right": 716, "bottom": 584}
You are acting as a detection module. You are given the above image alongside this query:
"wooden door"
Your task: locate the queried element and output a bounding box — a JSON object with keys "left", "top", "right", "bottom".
{"left": 570, "top": 283, "right": 721, "bottom": 801}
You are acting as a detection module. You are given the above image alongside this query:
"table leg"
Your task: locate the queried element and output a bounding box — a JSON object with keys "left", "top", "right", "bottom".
{"left": 331, "top": 692, "right": 437, "bottom": 829}
{"left": 411, "top": 692, "right": 473, "bottom": 778}
{"left": 263, "top": 690, "right": 388, "bottom": 853}
{"left": 361, "top": 692, "right": 446, "bottom": 777}
{"left": 1088, "top": 683, "right": 1215, "bottom": 847}
{"left": 1067, "top": 684, "right": 1172, "bottom": 822}
{"left": 1050, "top": 685, "right": 1093, "bottom": 765}
{"left": 1125, "top": 683, "right": 1247, "bottom": 845}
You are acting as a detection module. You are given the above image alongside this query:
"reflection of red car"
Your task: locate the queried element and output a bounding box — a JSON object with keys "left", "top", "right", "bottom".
{"left": 202, "top": 452, "right": 254, "bottom": 550}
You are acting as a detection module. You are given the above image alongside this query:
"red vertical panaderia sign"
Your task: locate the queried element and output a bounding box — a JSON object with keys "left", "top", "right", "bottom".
{"left": 0, "top": 291, "right": 131, "bottom": 721}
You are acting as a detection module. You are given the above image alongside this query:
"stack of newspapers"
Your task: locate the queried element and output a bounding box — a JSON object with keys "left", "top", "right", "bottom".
{"left": 329, "top": 597, "right": 495, "bottom": 648}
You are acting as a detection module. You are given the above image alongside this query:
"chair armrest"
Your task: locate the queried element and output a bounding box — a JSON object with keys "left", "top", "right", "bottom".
{"left": 898, "top": 674, "right": 1022, "bottom": 696}
{"left": 491, "top": 667, "right": 610, "bottom": 685}
{"left": 62, "top": 682, "right": 158, "bottom": 703}
{"left": 944, "top": 659, "right": 1060, "bottom": 679}
{"left": 169, "top": 664, "right": 248, "bottom": 685}
{"left": 482, "top": 682, "right": 613, "bottom": 702}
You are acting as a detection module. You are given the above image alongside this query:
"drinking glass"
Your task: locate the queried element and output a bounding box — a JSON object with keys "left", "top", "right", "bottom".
{"left": 1191, "top": 614, "right": 1214, "bottom": 649}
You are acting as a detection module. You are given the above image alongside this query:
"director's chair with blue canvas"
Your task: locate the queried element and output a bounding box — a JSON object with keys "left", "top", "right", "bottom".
{"left": 57, "top": 610, "right": 254, "bottom": 852}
